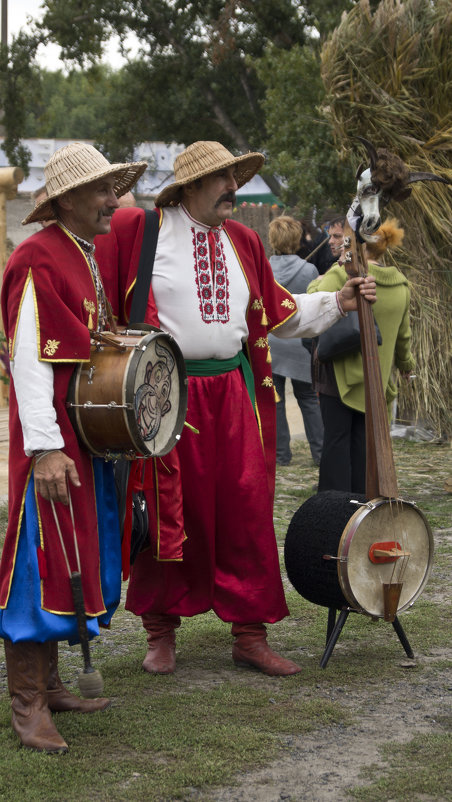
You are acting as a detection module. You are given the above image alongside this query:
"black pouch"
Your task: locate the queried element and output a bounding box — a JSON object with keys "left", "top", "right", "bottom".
{"left": 317, "top": 310, "right": 382, "bottom": 362}
{"left": 114, "top": 459, "right": 150, "bottom": 564}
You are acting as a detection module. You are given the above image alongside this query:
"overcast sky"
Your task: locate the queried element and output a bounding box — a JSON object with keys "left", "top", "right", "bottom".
{"left": 7, "top": 0, "right": 135, "bottom": 70}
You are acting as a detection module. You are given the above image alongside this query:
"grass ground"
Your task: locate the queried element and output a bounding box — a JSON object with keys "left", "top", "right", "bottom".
{"left": 0, "top": 438, "right": 450, "bottom": 801}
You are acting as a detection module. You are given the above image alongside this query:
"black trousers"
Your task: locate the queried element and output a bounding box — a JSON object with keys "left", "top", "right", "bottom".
{"left": 318, "top": 393, "right": 366, "bottom": 494}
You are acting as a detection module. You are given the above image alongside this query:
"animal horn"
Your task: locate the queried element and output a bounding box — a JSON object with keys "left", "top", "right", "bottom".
{"left": 406, "top": 171, "right": 450, "bottom": 186}
{"left": 356, "top": 136, "right": 378, "bottom": 169}
{"left": 355, "top": 162, "right": 366, "bottom": 180}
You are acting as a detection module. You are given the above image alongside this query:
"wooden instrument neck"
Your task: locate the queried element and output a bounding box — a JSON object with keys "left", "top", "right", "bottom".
{"left": 343, "top": 221, "right": 398, "bottom": 499}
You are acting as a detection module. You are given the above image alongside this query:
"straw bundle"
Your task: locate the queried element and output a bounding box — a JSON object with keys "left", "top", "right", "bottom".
{"left": 321, "top": 0, "right": 452, "bottom": 437}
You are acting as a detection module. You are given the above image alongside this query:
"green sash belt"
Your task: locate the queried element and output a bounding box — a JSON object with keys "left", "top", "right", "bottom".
{"left": 185, "top": 353, "right": 256, "bottom": 410}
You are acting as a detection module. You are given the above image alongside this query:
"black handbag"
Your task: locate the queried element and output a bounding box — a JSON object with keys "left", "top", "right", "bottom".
{"left": 317, "top": 310, "right": 382, "bottom": 363}
{"left": 114, "top": 209, "right": 159, "bottom": 563}
{"left": 114, "top": 459, "right": 150, "bottom": 563}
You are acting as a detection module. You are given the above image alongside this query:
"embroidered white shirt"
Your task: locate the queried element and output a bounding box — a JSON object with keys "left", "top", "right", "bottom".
{"left": 151, "top": 205, "right": 250, "bottom": 359}
{"left": 150, "top": 205, "right": 342, "bottom": 359}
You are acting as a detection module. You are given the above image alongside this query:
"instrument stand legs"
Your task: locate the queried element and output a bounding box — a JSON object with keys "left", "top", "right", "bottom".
{"left": 392, "top": 615, "right": 414, "bottom": 659}
{"left": 320, "top": 609, "right": 415, "bottom": 668}
{"left": 326, "top": 606, "right": 338, "bottom": 646}
{"left": 320, "top": 609, "right": 350, "bottom": 669}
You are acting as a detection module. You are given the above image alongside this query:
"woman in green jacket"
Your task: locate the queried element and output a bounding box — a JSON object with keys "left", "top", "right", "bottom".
{"left": 307, "top": 218, "right": 415, "bottom": 494}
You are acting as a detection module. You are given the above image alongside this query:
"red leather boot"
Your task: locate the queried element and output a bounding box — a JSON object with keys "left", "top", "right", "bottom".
{"left": 231, "top": 623, "right": 301, "bottom": 676}
{"left": 47, "top": 641, "right": 111, "bottom": 713}
{"left": 141, "top": 613, "right": 181, "bottom": 674}
{"left": 4, "top": 639, "right": 68, "bottom": 753}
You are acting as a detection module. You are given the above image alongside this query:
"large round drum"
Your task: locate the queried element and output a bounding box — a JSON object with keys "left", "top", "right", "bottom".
{"left": 67, "top": 328, "right": 188, "bottom": 458}
{"left": 284, "top": 490, "right": 434, "bottom": 619}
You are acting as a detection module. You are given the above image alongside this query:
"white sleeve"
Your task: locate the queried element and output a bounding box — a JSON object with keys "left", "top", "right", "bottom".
{"left": 272, "top": 291, "right": 343, "bottom": 339}
{"left": 10, "top": 281, "right": 64, "bottom": 456}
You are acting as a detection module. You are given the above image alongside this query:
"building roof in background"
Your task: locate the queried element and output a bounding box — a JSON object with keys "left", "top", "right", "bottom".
{"left": 0, "top": 139, "right": 281, "bottom": 204}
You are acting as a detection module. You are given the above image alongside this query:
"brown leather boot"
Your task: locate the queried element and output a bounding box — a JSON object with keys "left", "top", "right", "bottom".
{"left": 231, "top": 623, "right": 302, "bottom": 676}
{"left": 4, "top": 639, "right": 68, "bottom": 753}
{"left": 47, "top": 641, "right": 110, "bottom": 713}
{"left": 141, "top": 613, "right": 181, "bottom": 674}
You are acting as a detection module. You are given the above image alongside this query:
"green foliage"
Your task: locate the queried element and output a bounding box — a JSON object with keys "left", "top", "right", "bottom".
{"left": 0, "top": 34, "right": 41, "bottom": 174}
{"left": 3, "top": 0, "right": 359, "bottom": 199}
{"left": 35, "top": 0, "right": 310, "bottom": 153}
{"left": 255, "top": 43, "right": 355, "bottom": 213}
{"left": 31, "top": 0, "right": 354, "bottom": 162}
{"left": 25, "top": 67, "right": 117, "bottom": 143}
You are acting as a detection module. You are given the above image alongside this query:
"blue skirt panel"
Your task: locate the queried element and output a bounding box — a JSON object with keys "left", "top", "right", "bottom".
{"left": 0, "top": 458, "right": 122, "bottom": 644}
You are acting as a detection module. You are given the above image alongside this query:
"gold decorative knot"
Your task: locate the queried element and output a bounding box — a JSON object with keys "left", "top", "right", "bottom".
{"left": 254, "top": 337, "right": 269, "bottom": 349}
{"left": 43, "top": 339, "right": 60, "bottom": 356}
{"left": 83, "top": 298, "right": 96, "bottom": 330}
{"left": 84, "top": 298, "right": 96, "bottom": 314}
{"left": 251, "top": 298, "right": 263, "bottom": 311}
{"left": 281, "top": 298, "right": 296, "bottom": 310}
{"left": 262, "top": 376, "right": 273, "bottom": 388}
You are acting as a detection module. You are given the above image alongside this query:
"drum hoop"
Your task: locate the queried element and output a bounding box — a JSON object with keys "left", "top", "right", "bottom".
{"left": 337, "top": 497, "right": 434, "bottom": 617}
{"left": 67, "top": 364, "right": 102, "bottom": 455}
{"left": 124, "top": 330, "right": 188, "bottom": 457}
{"left": 67, "top": 329, "right": 188, "bottom": 458}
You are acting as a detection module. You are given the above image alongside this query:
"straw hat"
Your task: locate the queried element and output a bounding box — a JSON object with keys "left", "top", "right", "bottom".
{"left": 154, "top": 141, "right": 265, "bottom": 207}
{"left": 23, "top": 142, "right": 148, "bottom": 225}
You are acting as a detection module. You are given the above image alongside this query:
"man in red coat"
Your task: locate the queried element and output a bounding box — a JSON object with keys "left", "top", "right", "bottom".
{"left": 0, "top": 143, "right": 146, "bottom": 753}
{"left": 96, "top": 141, "right": 376, "bottom": 678}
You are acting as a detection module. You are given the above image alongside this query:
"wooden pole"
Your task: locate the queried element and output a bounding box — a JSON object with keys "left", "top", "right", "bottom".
{"left": 1, "top": 0, "right": 7, "bottom": 47}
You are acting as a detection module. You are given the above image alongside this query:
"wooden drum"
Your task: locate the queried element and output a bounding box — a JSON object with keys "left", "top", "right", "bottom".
{"left": 67, "top": 328, "right": 188, "bottom": 459}
{"left": 284, "top": 490, "right": 434, "bottom": 619}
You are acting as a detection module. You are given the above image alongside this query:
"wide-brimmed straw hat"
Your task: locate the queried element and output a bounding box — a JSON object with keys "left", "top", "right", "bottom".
{"left": 154, "top": 141, "right": 265, "bottom": 207}
{"left": 23, "top": 142, "right": 148, "bottom": 225}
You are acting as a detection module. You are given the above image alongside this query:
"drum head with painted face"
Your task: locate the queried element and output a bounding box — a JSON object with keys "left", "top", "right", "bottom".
{"left": 132, "top": 335, "right": 182, "bottom": 455}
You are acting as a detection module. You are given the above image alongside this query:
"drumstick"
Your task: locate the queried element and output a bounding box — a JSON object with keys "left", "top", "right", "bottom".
{"left": 50, "top": 491, "right": 105, "bottom": 699}
{"left": 69, "top": 571, "right": 104, "bottom": 698}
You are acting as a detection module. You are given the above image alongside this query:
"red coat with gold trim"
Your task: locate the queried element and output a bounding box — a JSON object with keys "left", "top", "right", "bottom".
{"left": 95, "top": 207, "right": 297, "bottom": 525}
{"left": 0, "top": 224, "right": 112, "bottom": 615}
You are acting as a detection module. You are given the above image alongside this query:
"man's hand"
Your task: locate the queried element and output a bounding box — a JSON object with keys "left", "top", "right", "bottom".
{"left": 34, "top": 450, "right": 81, "bottom": 505}
{"left": 338, "top": 275, "right": 377, "bottom": 312}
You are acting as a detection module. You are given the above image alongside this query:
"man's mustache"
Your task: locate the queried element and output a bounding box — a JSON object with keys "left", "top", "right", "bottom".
{"left": 215, "top": 192, "right": 236, "bottom": 207}
{"left": 97, "top": 208, "right": 116, "bottom": 220}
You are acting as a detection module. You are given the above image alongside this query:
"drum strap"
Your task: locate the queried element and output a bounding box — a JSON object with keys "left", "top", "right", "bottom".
{"left": 129, "top": 209, "right": 160, "bottom": 324}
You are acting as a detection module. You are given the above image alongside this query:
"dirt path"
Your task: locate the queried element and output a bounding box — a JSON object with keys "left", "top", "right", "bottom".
{"left": 206, "top": 648, "right": 451, "bottom": 802}
{"left": 204, "top": 517, "right": 452, "bottom": 802}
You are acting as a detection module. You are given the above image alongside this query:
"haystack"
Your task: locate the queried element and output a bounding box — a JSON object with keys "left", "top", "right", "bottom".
{"left": 321, "top": 0, "right": 452, "bottom": 438}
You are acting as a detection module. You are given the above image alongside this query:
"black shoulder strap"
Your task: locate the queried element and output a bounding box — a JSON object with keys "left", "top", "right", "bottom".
{"left": 129, "top": 209, "right": 160, "bottom": 324}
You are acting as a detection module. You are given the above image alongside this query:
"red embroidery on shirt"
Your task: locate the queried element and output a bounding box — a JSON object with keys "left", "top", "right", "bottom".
{"left": 192, "top": 229, "right": 230, "bottom": 323}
